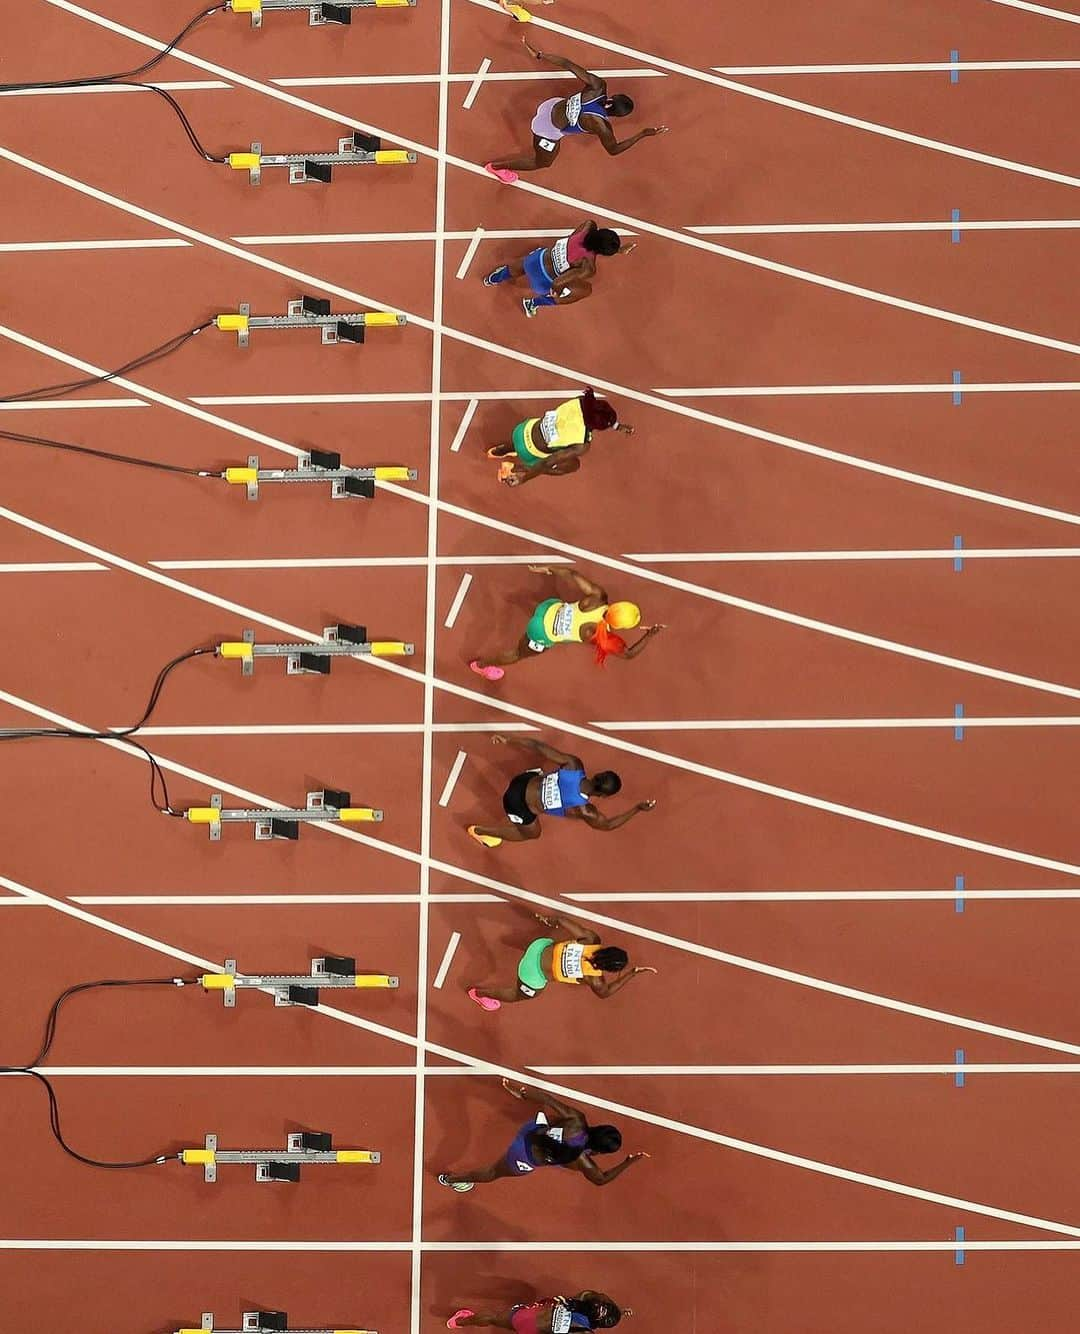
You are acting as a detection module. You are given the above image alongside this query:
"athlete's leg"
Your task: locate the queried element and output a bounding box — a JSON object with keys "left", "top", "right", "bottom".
{"left": 489, "top": 136, "right": 560, "bottom": 174}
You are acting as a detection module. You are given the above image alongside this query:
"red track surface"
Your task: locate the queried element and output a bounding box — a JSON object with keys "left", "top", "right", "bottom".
{"left": 2, "top": 0, "right": 1080, "bottom": 1331}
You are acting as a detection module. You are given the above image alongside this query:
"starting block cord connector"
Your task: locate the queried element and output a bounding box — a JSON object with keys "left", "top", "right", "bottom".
{"left": 180, "top": 1310, "right": 375, "bottom": 1334}
{"left": 215, "top": 296, "right": 406, "bottom": 346}
{"left": 0, "top": 976, "right": 197, "bottom": 1170}
{"left": 230, "top": 0, "right": 415, "bottom": 28}
{"left": 181, "top": 1131, "right": 380, "bottom": 1181}
{"left": 184, "top": 787, "right": 382, "bottom": 841}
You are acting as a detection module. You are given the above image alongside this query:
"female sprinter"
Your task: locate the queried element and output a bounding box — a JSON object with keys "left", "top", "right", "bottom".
{"left": 468, "top": 565, "right": 664, "bottom": 682}
{"left": 482, "top": 220, "right": 633, "bottom": 319}
{"left": 447, "top": 1292, "right": 629, "bottom": 1332}
{"left": 466, "top": 734, "right": 656, "bottom": 849}
{"left": 438, "top": 1080, "right": 649, "bottom": 1192}
{"left": 485, "top": 38, "right": 667, "bottom": 182}
{"left": 466, "top": 910, "right": 656, "bottom": 1011}
{"left": 488, "top": 387, "right": 634, "bottom": 487}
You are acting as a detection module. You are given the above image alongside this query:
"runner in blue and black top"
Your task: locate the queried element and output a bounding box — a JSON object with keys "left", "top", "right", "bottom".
{"left": 484, "top": 37, "right": 668, "bottom": 183}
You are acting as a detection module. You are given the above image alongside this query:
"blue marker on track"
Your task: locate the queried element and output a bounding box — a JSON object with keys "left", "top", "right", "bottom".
{"left": 955, "top": 1225, "right": 966, "bottom": 1264}
{"left": 950, "top": 50, "right": 960, "bottom": 84}
{"left": 955, "top": 874, "right": 965, "bottom": 914}
{"left": 955, "top": 1049, "right": 965, "bottom": 1087}
{"left": 952, "top": 371, "right": 963, "bottom": 406}
{"left": 953, "top": 535, "right": 963, "bottom": 572}
{"left": 954, "top": 704, "right": 965, "bottom": 740}
{"left": 951, "top": 208, "right": 961, "bottom": 243}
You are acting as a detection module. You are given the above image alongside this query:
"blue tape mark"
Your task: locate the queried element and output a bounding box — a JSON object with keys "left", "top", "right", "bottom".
{"left": 953, "top": 535, "right": 963, "bottom": 572}
{"left": 955, "top": 1048, "right": 965, "bottom": 1087}
{"left": 955, "top": 1225, "right": 966, "bottom": 1264}
{"left": 950, "top": 49, "right": 960, "bottom": 84}
{"left": 955, "top": 873, "right": 965, "bottom": 913}
{"left": 954, "top": 703, "right": 964, "bottom": 741}
{"left": 952, "top": 370, "right": 963, "bottom": 406}
{"left": 951, "top": 207, "right": 961, "bottom": 243}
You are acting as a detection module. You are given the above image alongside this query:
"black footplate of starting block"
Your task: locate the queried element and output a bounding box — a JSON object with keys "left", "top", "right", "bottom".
{"left": 352, "top": 132, "right": 381, "bottom": 152}
{"left": 322, "top": 954, "right": 358, "bottom": 975}
{"left": 336, "top": 321, "right": 365, "bottom": 343}
{"left": 308, "top": 448, "right": 343, "bottom": 470}
{"left": 339, "top": 477, "right": 375, "bottom": 498}
{"left": 287, "top": 984, "right": 321, "bottom": 1005}
{"left": 321, "top": 3, "right": 352, "bottom": 22}
{"left": 298, "top": 1131, "right": 333, "bottom": 1151}
{"left": 263, "top": 1162, "right": 302, "bottom": 1182}
{"left": 321, "top": 787, "right": 352, "bottom": 809}
{"left": 296, "top": 652, "right": 332, "bottom": 674}
{"left": 270, "top": 818, "right": 300, "bottom": 840}
{"left": 302, "top": 295, "right": 332, "bottom": 316}
{"left": 334, "top": 622, "right": 368, "bottom": 644}
{"left": 252, "top": 1314, "right": 289, "bottom": 1333}
{"left": 304, "top": 160, "right": 334, "bottom": 184}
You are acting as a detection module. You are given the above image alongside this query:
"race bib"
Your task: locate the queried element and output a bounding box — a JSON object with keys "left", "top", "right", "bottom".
{"left": 539, "top": 408, "right": 560, "bottom": 445}
{"left": 564, "top": 92, "right": 582, "bottom": 126}
{"left": 559, "top": 942, "right": 586, "bottom": 980}
{"left": 552, "top": 603, "right": 575, "bottom": 639}
{"left": 550, "top": 236, "right": 570, "bottom": 275}
{"left": 538, "top": 136, "right": 557, "bottom": 152}
{"left": 552, "top": 1308, "right": 572, "bottom": 1334}
{"left": 540, "top": 771, "right": 563, "bottom": 811}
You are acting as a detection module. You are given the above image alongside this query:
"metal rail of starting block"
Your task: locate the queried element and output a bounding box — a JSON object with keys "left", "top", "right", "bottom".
{"left": 230, "top": 0, "right": 414, "bottom": 28}
{"left": 217, "top": 624, "right": 414, "bottom": 675}
{"left": 215, "top": 296, "right": 406, "bottom": 346}
{"left": 200, "top": 954, "right": 399, "bottom": 1007}
{"left": 181, "top": 1131, "right": 379, "bottom": 1182}
{"left": 223, "top": 452, "right": 417, "bottom": 501}
{"left": 184, "top": 787, "right": 381, "bottom": 841}
{"left": 228, "top": 134, "right": 415, "bottom": 185}
{"left": 182, "top": 1310, "right": 375, "bottom": 1334}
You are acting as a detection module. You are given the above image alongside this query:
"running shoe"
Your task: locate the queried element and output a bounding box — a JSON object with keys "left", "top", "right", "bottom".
{"left": 438, "top": 1174, "right": 475, "bottom": 1192}
{"left": 522, "top": 299, "right": 539, "bottom": 318}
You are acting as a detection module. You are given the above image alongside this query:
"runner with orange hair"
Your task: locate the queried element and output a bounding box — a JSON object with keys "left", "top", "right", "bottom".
{"left": 468, "top": 565, "right": 664, "bottom": 682}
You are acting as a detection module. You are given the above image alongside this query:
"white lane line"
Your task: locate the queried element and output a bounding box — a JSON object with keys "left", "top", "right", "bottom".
{"left": 448, "top": 397, "right": 479, "bottom": 451}
{"left": 0, "top": 239, "right": 189, "bottom": 251}
{"left": 592, "top": 717, "right": 1080, "bottom": 731}
{"left": 461, "top": 58, "right": 492, "bottom": 110}
{"left": 7, "top": 151, "right": 1080, "bottom": 540}
{"left": 0, "top": 399, "right": 146, "bottom": 411}
{"left": 9, "top": 853, "right": 1080, "bottom": 1240}
{"left": 67, "top": 895, "right": 501, "bottom": 906}
{"left": 59, "top": 890, "right": 1080, "bottom": 906}
{"left": 35, "top": 1, "right": 1080, "bottom": 357}
{"left": 661, "top": 381, "right": 1080, "bottom": 397}
{"left": 715, "top": 60, "right": 1080, "bottom": 73}
{"left": 984, "top": 0, "right": 1080, "bottom": 22}
{"left": 0, "top": 562, "right": 107, "bottom": 573}
{"left": 150, "top": 555, "right": 567, "bottom": 569}
{"left": 627, "top": 547, "right": 1080, "bottom": 562}
{"left": 438, "top": 750, "right": 469, "bottom": 807}
{"left": 443, "top": 572, "right": 473, "bottom": 628}
{"left": 432, "top": 931, "right": 463, "bottom": 988}
{"left": 274, "top": 68, "right": 661, "bottom": 87}
{"left": 462, "top": 0, "right": 1080, "bottom": 188}
{"left": 455, "top": 228, "right": 485, "bottom": 280}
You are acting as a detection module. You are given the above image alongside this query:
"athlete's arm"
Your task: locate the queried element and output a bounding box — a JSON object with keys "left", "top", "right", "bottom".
{"left": 619, "top": 624, "right": 666, "bottom": 661}
{"left": 503, "top": 1080, "right": 581, "bottom": 1123}
{"left": 522, "top": 38, "right": 606, "bottom": 96}
{"left": 578, "top": 799, "right": 657, "bottom": 831}
{"left": 553, "top": 566, "right": 608, "bottom": 605}
{"left": 575, "top": 1151, "right": 650, "bottom": 1185}
{"left": 491, "top": 734, "right": 582, "bottom": 767}
{"left": 534, "top": 911, "right": 601, "bottom": 944}
{"left": 585, "top": 966, "right": 657, "bottom": 999}
{"left": 510, "top": 442, "right": 590, "bottom": 486}
{"left": 589, "top": 119, "right": 669, "bottom": 157}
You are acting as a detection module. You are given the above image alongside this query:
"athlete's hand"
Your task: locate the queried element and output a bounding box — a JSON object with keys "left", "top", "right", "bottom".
{"left": 491, "top": 734, "right": 508, "bottom": 746}
{"left": 502, "top": 1078, "right": 528, "bottom": 1098}
{"left": 617, "top": 423, "right": 636, "bottom": 437}
{"left": 529, "top": 564, "right": 555, "bottom": 574}
{"left": 504, "top": 471, "right": 524, "bottom": 487}
{"left": 633, "top": 966, "right": 658, "bottom": 975}
{"left": 619, "top": 243, "right": 638, "bottom": 257}
{"left": 643, "top": 126, "right": 669, "bottom": 137}
{"left": 637, "top": 799, "right": 657, "bottom": 812}
{"left": 627, "top": 1151, "right": 651, "bottom": 1163}
{"left": 643, "top": 623, "right": 667, "bottom": 636}
{"left": 534, "top": 912, "right": 556, "bottom": 926}
{"left": 522, "top": 37, "right": 544, "bottom": 59}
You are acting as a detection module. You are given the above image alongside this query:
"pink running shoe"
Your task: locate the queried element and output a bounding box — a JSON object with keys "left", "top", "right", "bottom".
{"left": 484, "top": 162, "right": 519, "bottom": 184}
{"left": 468, "top": 987, "right": 502, "bottom": 1012}
{"left": 469, "top": 660, "right": 505, "bottom": 681}
{"left": 448, "top": 1312, "right": 476, "bottom": 1328}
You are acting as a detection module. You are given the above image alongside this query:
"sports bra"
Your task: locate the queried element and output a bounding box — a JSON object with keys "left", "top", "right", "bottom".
{"left": 551, "top": 941, "right": 604, "bottom": 984}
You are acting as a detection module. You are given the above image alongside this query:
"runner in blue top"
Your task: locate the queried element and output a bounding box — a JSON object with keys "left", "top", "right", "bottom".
{"left": 467, "top": 734, "right": 656, "bottom": 848}
{"left": 484, "top": 37, "right": 668, "bottom": 183}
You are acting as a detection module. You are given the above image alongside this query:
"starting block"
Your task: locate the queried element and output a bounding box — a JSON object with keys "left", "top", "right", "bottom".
{"left": 228, "top": 134, "right": 415, "bottom": 185}
{"left": 223, "top": 452, "right": 417, "bottom": 501}
{"left": 218, "top": 625, "right": 414, "bottom": 676}
{"left": 184, "top": 787, "right": 381, "bottom": 841}
{"left": 200, "top": 954, "right": 399, "bottom": 1007}
{"left": 215, "top": 296, "right": 406, "bottom": 346}
{"left": 181, "top": 1313, "right": 375, "bottom": 1334}
{"left": 230, "top": 0, "right": 414, "bottom": 29}
{"left": 180, "top": 1131, "right": 380, "bottom": 1183}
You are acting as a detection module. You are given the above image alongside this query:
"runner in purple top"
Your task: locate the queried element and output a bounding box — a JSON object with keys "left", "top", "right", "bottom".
{"left": 484, "top": 38, "right": 668, "bottom": 183}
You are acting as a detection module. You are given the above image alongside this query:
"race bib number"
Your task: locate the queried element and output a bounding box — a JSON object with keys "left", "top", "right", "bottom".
{"left": 552, "top": 603, "right": 575, "bottom": 639}
{"left": 550, "top": 236, "right": 570, "bottom": 275}
{"left": 538, "top": 137, "right": 557, "bottom": 152}
{"left": 552, "top": 1308, "right": 572, "bottom": 1334}
{"left": 559, "top": 942, "right": 586, "bottom": 980}
{"left": 539, "top": 408, "right": 560, "bottom": 445}
{"left": 515, "top": 1160, "right": 534, "bottom": 1172}
{"left": 565, "top": 92, "right": 582, "bottom": 126}
{"left": 527, "top": 638, "right": 548, "bottom": 654}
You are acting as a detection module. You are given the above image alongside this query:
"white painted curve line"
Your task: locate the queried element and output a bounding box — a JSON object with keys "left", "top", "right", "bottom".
{"left": 0, "top": 239, "right": 189, "bottom": 252}
{"left": 438, "top": 750, "right": 469, "bottom": 807}
{"left": 432, "top": 931, "right": 462, "bottom": 989}
{"left": 448, "top": 398, "right": 479, "bottom": 452}
{"left": 443, "top": 572, "right": 473, "bottom": 629}
{"left": 462, "top": 58, "right": 492, "bottom": 110}
{"left": 455, "top": 229, "right": 485, "bottom": 281}
{"left": 985, "top": 0, "right": 1080, "bottom": 22}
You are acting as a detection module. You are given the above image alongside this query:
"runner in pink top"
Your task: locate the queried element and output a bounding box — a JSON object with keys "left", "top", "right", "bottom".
{"left": 482, "top": 220, "right": 637, "bottom": 318}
